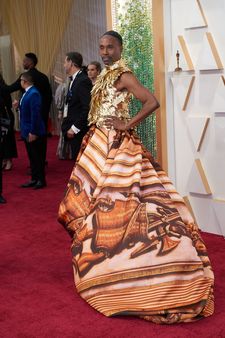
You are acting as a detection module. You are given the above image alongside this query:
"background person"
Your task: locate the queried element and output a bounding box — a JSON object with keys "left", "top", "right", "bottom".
{"left": 19, "top": 71, "right": 46, "bottom": 189}
{"left": 61, "top": 52, "right": 92, "bottom": 160}
{"left": 54, "top": 78, "right": 73, "bottom": 160}
{"left": 87, "top": 61, "right": 102, "bottom": 85}
{"left": 0, "top": 92, "right": 8, "bottom": 203}
{"left": 5, "top": 53, "right": 52, "bottom": 163}
{"left": 0, "top": 73, "right": 17, "bottom": 171}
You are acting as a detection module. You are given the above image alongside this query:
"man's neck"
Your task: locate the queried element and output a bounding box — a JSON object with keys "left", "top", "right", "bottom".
{"left": 24, "top": 84, "right": 33, "bottom": 91}
{"left": 71, "top": 67, "right": 80, "bottom": 76}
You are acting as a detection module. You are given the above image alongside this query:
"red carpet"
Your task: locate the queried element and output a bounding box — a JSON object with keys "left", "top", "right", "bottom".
{"left": 0, "top": 136, "right": 224, "bottom": 338}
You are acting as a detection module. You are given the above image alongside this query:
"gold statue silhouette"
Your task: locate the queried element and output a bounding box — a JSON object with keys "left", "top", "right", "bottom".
{"left": 175, "top": 50, "right": 182, "bottom": 72}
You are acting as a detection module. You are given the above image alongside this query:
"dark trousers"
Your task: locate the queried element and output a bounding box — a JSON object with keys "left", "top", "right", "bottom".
{"left": 43, "top": 135, "right": 47, "bottom": 162}
{"left": 68, "top": 132, "right": 85, "bottom": 161}
{"left": 25, "top": 136, "right": 46, "bottom": 183}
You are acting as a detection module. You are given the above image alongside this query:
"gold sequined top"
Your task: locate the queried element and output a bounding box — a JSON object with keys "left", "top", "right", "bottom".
{"left": 88, "top": 59, "right": 132, "bottom": 127}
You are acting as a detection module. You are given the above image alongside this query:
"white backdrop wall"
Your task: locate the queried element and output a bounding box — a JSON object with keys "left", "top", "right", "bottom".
{"left": 163, "top": 0, "right": 225, "bottom": 236}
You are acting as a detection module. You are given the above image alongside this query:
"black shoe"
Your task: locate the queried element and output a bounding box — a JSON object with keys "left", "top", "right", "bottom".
{"left": 0, "top": 195, "right": 6, "bottom": 203}
{"left": 21, "top": 180, "right": 37, "bottom": 188}
{"left": 33, "top": 181, "right": 46, "bottom": 190}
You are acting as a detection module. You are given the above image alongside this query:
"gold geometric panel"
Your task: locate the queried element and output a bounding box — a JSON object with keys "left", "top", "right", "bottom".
{"left": 178, "top": 36, "right": 195, "bottom": 71}
{"left": 182, "top": 76, "right": 195, "bottom": 111}
{"left": 195, "top": 159, "right": 212, "bottom": 194}
{"left": 196, "top": 0, "right": 208, "bottom": 26}
{"left": 185, "top": 0, "right": 207, "bottom": 29}
{"left": 187, "top": 159, "right": 212, "bottom": 195}
{"left": 206, "top": 32, "right": 223, "bottom": 69}
{"left": 186, "top": 116, "right": 210, "bottom": 151}
{"left": 221, "top": 75, "right": 225, "bottom": 86}
{"left": 171, "top": 75, "right": 195, "bottom": 111}
{"left": 197, "top": 32, "right": 223, "bottom": 70}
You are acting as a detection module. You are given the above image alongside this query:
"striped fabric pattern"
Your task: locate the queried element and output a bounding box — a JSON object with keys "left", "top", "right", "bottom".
{"left": 58, "top": 126, "right": 214, "bottom": 324}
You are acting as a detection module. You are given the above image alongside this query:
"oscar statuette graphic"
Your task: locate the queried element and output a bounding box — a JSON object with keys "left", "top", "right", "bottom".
{"left": 175, "top": 50, "right": 182, "bottom": 72}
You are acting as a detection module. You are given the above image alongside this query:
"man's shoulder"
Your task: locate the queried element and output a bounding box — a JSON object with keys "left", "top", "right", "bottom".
{"left": 30, "top": 68, "right": 49, "bottom": 81}
{"left": 77, "top": 72, "right": 92, "bottom": 86}
{"left": 29, "top": 86, "right": 41, "bottom": 97}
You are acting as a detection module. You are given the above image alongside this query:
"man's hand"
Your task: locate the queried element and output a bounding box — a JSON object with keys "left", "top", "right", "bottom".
{"left": 67, "top": 128, "right": 75, "bottom": 138}
{"left": 28, "top": 133, "right": 38, "bottom": 142}
{"left": 12, "top": 100, "right": 19, "bottom": 110}
{"left": 104, "top": 116, "right": 127, "bottom": 131}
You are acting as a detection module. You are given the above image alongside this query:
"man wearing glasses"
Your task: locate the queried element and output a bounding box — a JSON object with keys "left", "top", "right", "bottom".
{"left": 19, "top": 72, "right": 46, "bottom": 189}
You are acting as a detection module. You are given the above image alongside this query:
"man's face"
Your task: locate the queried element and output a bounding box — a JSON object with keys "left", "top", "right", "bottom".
{"left": 99, "top": 36, "right": 122, "bottom": 66}
{"left": 20, "top": 77, "right": 27, "bottom": 89}
{"left": 87, "top": 64, "right": 99, "bottom": 81}
{"left": 23, "top": 57, "right": 33, "bottom": 70}
{"left": 64, "top": 57, "right": 73, "bottom": 75}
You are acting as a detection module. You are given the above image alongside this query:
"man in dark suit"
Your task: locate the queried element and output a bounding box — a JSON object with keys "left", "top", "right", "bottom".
{"left": 0, "top": 94, "right": 8, "bottom": 203}
{"left": 19, "top": 71, "right": 46, "bottom": 189}
{"left": 6, "top": 53, "right": 52, "bottom": 162}
{"left": 61, "top": 52, "right": 92, "bottom": 160}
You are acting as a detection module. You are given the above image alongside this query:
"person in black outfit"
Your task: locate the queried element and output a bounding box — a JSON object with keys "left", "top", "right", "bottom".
{"left": 0, "top": 91, "right": 9, "bottom": 203}
{"left": 0, "top": 73, "right": 17, "bottom": 171}
{"left": 5, "top": 53, "right": 52, "bottom": 163}
{"left": 61, "top": 52, "right": 92, "bottom": 160}
{"left": 0, "top": 123, "right": 6, "bottom": 203}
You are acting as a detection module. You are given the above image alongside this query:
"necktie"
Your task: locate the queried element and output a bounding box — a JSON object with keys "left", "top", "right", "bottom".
{"left": 69, "top": 75, "right": 73, "bottom": 88}
{"left": 66, "top": 76, "right": 73, "bottom": 104}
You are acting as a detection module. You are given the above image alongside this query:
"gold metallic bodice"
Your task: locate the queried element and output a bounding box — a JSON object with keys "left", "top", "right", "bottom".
{"left": 88, "top": 59, "right": 132, "bottom": 127}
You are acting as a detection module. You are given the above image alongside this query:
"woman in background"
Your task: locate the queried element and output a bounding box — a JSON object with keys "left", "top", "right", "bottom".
{"left": 55, "top": 77, "right": 73, "bottom": 160}
{"left": 87, "top": 61, "right": 102, "bottom": 85}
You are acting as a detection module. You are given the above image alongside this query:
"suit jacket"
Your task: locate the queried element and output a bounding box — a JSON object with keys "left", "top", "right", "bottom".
{"left": 61, "top": 70, "right": 92, "bottom": 136}
{"left": 19, "top": 86, "right": 45, "bottom": 139}
{"left": 6, "top": 68, "right": 52, "bottom": 127}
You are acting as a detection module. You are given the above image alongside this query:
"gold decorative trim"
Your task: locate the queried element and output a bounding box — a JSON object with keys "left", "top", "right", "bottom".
{"left": 195, "top": 159, "right": 212, "bottom": 194}
{"left": 77, "top": 262, "right": 202, "bottom": 293}
{"left": 152, "top": 0, "right": 167, "bottom": 170}
{"left": 105, "top": 0, "right": 112, "bottom": 30}
{"left": 182, "top": 76, "right": 195, "bottom": 111}
{"left": 206, "top": 32, "right": 224, "bottom": 70}
{"left": 85, "top": 277, "right": 213, "bottom": 317}
{"left": 196, "top": 0, "right": 208, "bottom": 26}
{"left": 197, "top": 117, "right": 210, "bottom": 151}
{"left": 221, "top": 75, "right": 225, "bottom": 86}
{"left": 178, "top": 36, "right": 194, "bottom": 71}
{"left": 213, "top": 198, "right": 225, "bottom": 203}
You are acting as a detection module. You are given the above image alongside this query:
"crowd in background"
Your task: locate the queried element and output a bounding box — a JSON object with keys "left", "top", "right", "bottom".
{"left": 0, "top": 52, "right": 102, "bottom": 203}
